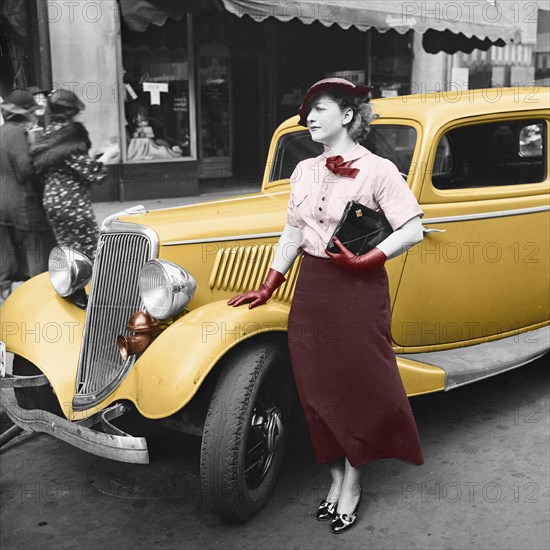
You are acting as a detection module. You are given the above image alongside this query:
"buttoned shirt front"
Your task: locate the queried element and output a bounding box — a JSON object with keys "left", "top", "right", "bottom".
{"left": 286, "top": 143, "right": 424, "bottom": 258}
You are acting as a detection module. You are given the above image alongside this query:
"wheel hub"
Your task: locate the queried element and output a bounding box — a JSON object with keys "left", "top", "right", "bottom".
{"left": 265, "top": 409, "right": 283, "bottom": 453}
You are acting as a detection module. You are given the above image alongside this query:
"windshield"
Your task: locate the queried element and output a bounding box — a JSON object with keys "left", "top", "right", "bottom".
{"left": 269, "top": 125, "right": 417, "bottom": 182}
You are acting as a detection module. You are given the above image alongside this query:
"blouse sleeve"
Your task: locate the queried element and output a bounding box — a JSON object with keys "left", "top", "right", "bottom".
{"left": 374, "top": 158, "right": 423, "bottom": 230}
{"left": 67, "top": 154, "right": 107, "bottom": 185}
{"left": 285, "top": 162, "right": 303, "bottom": 228}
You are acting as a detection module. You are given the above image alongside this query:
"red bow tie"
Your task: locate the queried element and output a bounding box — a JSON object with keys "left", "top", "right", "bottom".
{"left": 325, "top": 155, "right": 359, "bottom": 178}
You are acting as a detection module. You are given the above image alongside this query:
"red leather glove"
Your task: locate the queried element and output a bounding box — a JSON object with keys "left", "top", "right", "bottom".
{"left": 325, "top": 236, "right": 387, "bottom": 271}
{"left": 227, "top": 268, "right": 286, "bottom": 309}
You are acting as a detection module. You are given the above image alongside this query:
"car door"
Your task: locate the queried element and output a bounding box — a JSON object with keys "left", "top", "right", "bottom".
{"left": 392, "top": 114, "right": 550, "bottom": 351}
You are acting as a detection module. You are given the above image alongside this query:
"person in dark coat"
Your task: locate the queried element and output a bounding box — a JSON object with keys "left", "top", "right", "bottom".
{"left": 30, "top": 89, "right": 112, "bottom": 261}
{"left": 0, "top": 89, "right": 57, "bottom": 302}
{"left": 228, "top": 78, "right": 425, "bottom": 534}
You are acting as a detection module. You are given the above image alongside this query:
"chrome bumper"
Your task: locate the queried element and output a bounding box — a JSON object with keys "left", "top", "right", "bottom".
{"left": 0, "top": 374, "right": 149, "bottom": 464}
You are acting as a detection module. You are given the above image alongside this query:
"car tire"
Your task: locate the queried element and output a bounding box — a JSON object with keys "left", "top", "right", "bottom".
{"left": 13, "top": 355, "right": 63, "bottom": 415}
{"left": 200, "top": 336, "right": 295, "bottom": 521}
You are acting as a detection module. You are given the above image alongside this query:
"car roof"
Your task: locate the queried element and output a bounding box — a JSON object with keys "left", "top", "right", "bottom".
{"left": 278, "top": 87, "right": 550, "bottom": 131}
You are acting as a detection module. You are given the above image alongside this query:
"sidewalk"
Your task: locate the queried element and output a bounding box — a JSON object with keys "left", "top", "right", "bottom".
{"left": 92, "top": 181, "right": 261, "bottom": 223}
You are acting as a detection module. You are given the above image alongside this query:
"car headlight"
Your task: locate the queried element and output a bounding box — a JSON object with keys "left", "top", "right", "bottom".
{"left": 138, "top": 260, "right": 196, "bottom": 320}
{"left": 48, "top": 246, "right": 93, "bottom": 297}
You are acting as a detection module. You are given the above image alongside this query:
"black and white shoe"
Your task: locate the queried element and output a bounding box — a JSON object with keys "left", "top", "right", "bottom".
{"left": 331, "top": 488, "right": 362, "bottom": 534}
{"left": 316, "top": 499, "right": 337, "bottom": 521}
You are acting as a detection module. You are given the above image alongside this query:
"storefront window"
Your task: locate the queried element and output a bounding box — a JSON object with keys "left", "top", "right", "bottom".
{"left": 198, "top": 43, "right": 232, "bottom": 178}
{"left": 370, "top": 30, "right": 413, "bottom": 97}
{"left": 121, "top": 17, "right": 194, "bottom": 162}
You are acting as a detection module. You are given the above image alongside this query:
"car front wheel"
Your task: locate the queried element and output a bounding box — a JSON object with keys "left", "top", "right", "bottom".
{"left": 200, "top": 337, "right": 295, "bottom": 521}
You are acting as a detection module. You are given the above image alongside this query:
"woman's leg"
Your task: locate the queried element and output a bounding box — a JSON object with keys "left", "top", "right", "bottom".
{"left": 326, "top": 456, "right": 345, "bottom": 502}
{"left": 336, "top": 458, "right": 363, "bottom": 514}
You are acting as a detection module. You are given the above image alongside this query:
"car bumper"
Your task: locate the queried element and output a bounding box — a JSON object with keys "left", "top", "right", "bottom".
{"left": 0, "top": 368, "right": 149, "bottom": 464}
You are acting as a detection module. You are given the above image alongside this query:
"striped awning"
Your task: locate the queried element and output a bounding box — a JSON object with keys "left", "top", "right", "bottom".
{"left": 120, "top": 0, "right": 522, "bottom": 53}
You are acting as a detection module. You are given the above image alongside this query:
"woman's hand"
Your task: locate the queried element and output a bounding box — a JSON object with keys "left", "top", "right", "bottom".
{"left": 97, "top": 144, "right": 120, "bottom": 165}
{"left": 227, "top": 268, "right": 286, "bottom": 309}
{"left": 227, "top": 285, "right": 273, "bottom": 309}
{"left": 325, "top": 237, "right": 387, "bottom": 271}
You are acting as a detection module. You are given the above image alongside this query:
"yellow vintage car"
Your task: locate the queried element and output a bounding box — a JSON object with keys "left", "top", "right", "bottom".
{"left": 1, "top": 87, "right": 549, "bottom": 520}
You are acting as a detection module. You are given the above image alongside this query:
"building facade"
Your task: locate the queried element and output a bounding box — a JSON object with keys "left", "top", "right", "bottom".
{"left": 1, "top": 0, "right": 543, "bottom": 200}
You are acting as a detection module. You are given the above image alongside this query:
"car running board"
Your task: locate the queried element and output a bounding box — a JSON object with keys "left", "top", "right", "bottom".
{"left": 398, "top": 325, "right": 549, "bottom": 390}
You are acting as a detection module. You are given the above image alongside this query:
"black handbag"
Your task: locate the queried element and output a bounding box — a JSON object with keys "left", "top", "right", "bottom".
{"left": 325, "top": 201, "right": 393, "bottom": 255}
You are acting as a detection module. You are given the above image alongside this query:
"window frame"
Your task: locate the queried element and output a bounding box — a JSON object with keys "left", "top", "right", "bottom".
{"left": 420, "top": 113, "right": 550, "bottom": 205}
{"left": 265, "top": 119, "right": 422, "bottom": 190}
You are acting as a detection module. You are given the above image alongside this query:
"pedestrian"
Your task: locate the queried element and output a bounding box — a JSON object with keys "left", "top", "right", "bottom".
{"left": 228, "top": 78, "right": 425, "bottom": 534}
{"left": 0, "top": 89, "right": 57, "bottom": 303}
{"left": 30, "top": 89, "right": 115, "bottom": 261}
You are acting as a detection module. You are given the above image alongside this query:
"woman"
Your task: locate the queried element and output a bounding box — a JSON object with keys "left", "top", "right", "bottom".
{"left": 30, "top": 89, "right": 114, "bottom": 260}
{"left": 0, "top": 89, "right": 56, "bottom": 302}
{"left": 228, "top": 78, "right": 425, "bottom": 534}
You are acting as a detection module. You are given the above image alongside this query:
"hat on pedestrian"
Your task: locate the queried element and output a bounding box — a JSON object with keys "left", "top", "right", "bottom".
{"left": 27, "top": 85, "right": 51, "bottom": 96}
{"left": 298, "top": 78, "right": 372, "bottom": 127}
{"left": 47, "top": 88, "right": 85, "bottom": 117}
{"left": 0, "top": 88, "right": 40, "bottom": 118}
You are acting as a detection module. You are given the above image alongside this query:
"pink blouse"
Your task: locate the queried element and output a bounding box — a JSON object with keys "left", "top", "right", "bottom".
{"left": 286, "top": 143, "right": 424, "bottom": 258}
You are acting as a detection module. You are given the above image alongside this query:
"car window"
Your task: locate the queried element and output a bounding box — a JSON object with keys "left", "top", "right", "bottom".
{"left": 519, "top": 124, "right": 543, "bottom": 158}
{"left": 269, "top": 132, "right": 323, "bottom": 182}
{"left": 269, "top": 125, "right": 417, "bottom": 182}
{"left": 362, "top": 125, "right": 417, "bottom": 176}
{"left": 432, "top": 119, "right": 547, "bottom": 189}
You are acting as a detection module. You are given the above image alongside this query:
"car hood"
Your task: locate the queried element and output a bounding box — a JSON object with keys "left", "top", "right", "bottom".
{"left": 117, "top": 190, "right": 290, "bottom": 244}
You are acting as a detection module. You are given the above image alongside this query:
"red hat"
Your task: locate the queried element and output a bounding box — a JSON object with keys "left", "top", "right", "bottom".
{"left": 298, "top": 78, "right": 372, "bottom": 127}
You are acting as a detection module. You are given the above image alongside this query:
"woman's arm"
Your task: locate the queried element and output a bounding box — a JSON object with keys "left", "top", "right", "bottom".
{"left": 325, "top": 216, "right": 423, "bottom": 271}
{"left": 228, "top": 224, "right": 302, "bottom": 308}
{"left": 376, "top": 215, "right": 423, "bottom": 260}
{"left": 67, "top": 154, "right": 107, "bottom": 185}
{"left": 228, "top": 162, "right": 304, "bottom": 308}
{"left": 271, "top": 223, "right": 303, "bottom": 274}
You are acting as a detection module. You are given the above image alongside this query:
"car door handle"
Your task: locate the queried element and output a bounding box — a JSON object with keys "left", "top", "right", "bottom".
{"left": 422, "top": 226, "right": 447, "bottom": 234}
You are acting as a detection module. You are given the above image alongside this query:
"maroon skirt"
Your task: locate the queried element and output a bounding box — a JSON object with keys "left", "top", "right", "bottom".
{"left": 287, "top": 252, "right": 424, "bottom": 467}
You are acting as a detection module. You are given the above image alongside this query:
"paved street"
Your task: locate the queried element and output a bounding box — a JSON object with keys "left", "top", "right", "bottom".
{"left": 91, "top": 181, "right": 261, "bottom": 224}
{"left": 1, "top": 355, "right": 548, "bottom": 550}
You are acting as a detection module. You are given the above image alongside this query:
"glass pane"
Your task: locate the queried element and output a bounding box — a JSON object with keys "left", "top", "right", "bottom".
{"left": 269, "top": 125, "right": 417, "bottom": 182}
{"left": 433, "top": 119, "right": 547, "bottom": 189}
{"left": 433, "top": 135, "right": 453, "bottom": 176}
{"left": 270, "top": 133, "right": 323, "bottom": 182}
{"left": 361, "top": 125, "right": 417, "bottom": 176}
{"left": 122, "top": 24, "right": 192, "bottom": 162}
{"left": 198, "top": 46, "right": 231, "bottom": 159}
{"left": 519, "top": 123, "right": 543, "bottom": 158}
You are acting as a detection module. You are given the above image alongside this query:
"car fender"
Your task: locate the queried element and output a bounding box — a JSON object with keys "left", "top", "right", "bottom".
{"left": 121, "top": 299, "right": 445, "bottom": 418}
{"left": 116, "top": 299, "right": 290, "bottom": 419}
{"left": 0, "top": 273, "right": 85, "bottom": 419}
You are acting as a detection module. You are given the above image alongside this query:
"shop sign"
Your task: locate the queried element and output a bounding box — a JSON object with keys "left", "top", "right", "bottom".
{"left": 325, "top": 70, "right": 366, "bottom": 85}
{"left": 173, "top": 96, "right": 188, "bottom": 113}
{"left": 142, "top": 82, "right": 169, "bottom": 105}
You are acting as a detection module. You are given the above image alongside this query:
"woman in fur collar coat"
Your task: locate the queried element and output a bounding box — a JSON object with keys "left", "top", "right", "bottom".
{"left": 0, "top": 89, "right": 57, "bottom": 302}
{"left": 31, "top": 89, "right": 108, "bottom": 260}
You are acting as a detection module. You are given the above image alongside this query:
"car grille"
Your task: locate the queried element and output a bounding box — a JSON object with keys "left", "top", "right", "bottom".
{"left": 72, "top": 222, "right": 158, "bottom": 411}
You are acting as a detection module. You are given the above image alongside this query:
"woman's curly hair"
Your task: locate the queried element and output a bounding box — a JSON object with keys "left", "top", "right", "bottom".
{"left": 314, "top": 89, "right": 379, "bottom": 143}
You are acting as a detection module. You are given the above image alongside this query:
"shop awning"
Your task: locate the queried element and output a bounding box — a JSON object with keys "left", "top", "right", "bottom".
{"left": 120, "top": 0, "right": 522, "bottom": 54}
